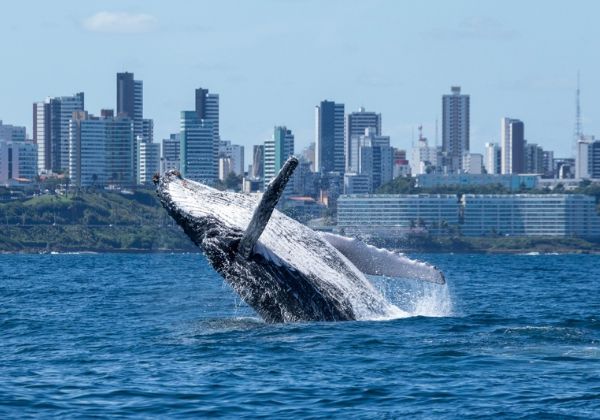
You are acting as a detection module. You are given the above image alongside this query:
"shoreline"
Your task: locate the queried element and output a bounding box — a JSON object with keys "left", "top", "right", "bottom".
{"left": 1, "top": 245, "right": 598, "bottom": 255}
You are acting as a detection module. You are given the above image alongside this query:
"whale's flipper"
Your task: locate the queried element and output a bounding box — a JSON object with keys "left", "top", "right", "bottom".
{"left": 238, "top": 156, "right": 299, "bottom": 259}
{"left": 320, "top": 232, "right": 445, "bottom": 284}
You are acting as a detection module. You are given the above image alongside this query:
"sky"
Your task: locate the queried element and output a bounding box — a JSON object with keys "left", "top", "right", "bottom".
{"left": 1, "top": 0, "right": 599, "bottom": 163}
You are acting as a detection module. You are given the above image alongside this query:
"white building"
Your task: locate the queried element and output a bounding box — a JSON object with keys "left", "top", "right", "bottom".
{"left": 337, "top": 193, "right": 600, "bottom": 238}
{"left": 411, "top": 133, "right": 440, "bottom": 175}
{"left": 219, "top": 140, "right": 245, "bottom": 176}
{"left": 345, "top": 107, "right": 381, "bottom": 171}
{"left": 138, "top": 142, "right": 160, "bottom": 185}
{"left": 501, "top": 117, "right": 525, "bottom": 174}
{"left": 105, "top": 113, "right": 135, "bottom": 186}
{"left": 161, "top": 135, "right": 181, "bottom": 174}
{"left": 0, "top": 121, "right": 26, "bottom": 143}
{"left": 68, "top": 112, "right": 107, "bottom": 187}
{"left": 442, "top": 86, "right": 470, "bottom": 173}
{"left": 34, "top": 92, "right": 85, "bottom": 174}
{"left": 263, "top": 126, "right": 294, "bottom": 190}
{"left": 576, "top": 136, "right": 600, "bottom": 180}
{"left": 484, "top": 142, "right": 501, "bottom": 175}
{"left": 218, "top": 157, "right": 232, "bottom": 181}
{"left": 463, "top": 153, "right": 483, "bottom": 174}
{"left": 0, "top": 141, "right": 37, "bottom": 182}
{"left": 461, "top": 194, "right": 600, "bottom": 237}
{"left": 337, "top": 194, "right": 459, "bottom": 237}
{"left": 180, "top": 111, "right": 218, "bottom": 184}
{"left": 343, "top": 173, "right": 371, "bottom": 194}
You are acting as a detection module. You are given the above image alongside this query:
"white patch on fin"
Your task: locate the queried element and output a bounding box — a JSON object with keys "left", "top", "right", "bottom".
{"left": 320, "top": 232, "right": 445, "bottom": 284}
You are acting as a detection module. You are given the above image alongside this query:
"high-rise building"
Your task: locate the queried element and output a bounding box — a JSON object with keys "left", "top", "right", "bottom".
{"left": 218, "top": 140, "right": 244, "bottom": 176}
{"left": 141, "top": 118, "right": 153, "bottom": 143}
{"left": 0, "top": 121, "right": 26, "bottom": 143}
{"left": 349, "top": 127, "right": 393, "bottom": 192}
{"left": 218, "top": 157, "right": 232, "bottom": 181}
{"left": 577, "top": 137, "right": 600, "bottom": 179}
{"left": 195, "top": 88, "right": 220, "bottom": 139}
{"left": 116, "top": 72, "right": 143, "bottom": 137}
{"left": 117, "top": 72, "right": 150, "bottom": 182}
{"left": 442, "top": 86, "right": 470, "bottom": 172}
{"left": 484, "top": 142, "right": 501, "bottom": 175}
{"left": 0, "top": 140, "right": 37, "bottom": 182}
{"left": 180, "top": 111, "right": 218, "bottom": 183}
{"left": 411, "top": 128, "right": 440, "bottom": 175}
{"left": 264, "top": 126, "right": 294, "bottom": 191}
{"left": 524, "top": 143, "right": 544, "bottom": 174}
{"left": 33, "top": 92, "right": 84, "bottom": 174}
{"left": 501, "top": 118, "right": 525, "bottom": 174}
{"left": 138, "top": 142, "right": 160, "bottom": 185}
{"left": 68, "top": 111, "right": 107, "bottom": 187}
{"left": 542, "top": 150, "right": 555, "bottom": 178}
{"left": 345, "top": 107, "right": 381, "bottom": 171}
{"left": 315, "top": 100, "right": 344, "bottom": 174}
{"left": 393, "top": 148, "right": 411, "bottom": 178}
{"left": 104, "top": 113, "right": 135, "bottom": 186}
{"left": 463, "top": 153, "right": 483, "bottom": 174}
{"left": 251, "top": 144, "right": 264, "bottom": 180}
{"left": 161, "top": 134, "right": 181, "bottom": 174}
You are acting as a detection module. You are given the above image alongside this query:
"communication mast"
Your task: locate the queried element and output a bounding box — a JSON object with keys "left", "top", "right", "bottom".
{"left": 574, "top": 71, "right": 582, "bottom": 157}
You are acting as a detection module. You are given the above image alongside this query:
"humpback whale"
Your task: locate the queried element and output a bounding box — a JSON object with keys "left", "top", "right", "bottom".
{"left": 155, "top": 156, "right": 445, "bottom": 323}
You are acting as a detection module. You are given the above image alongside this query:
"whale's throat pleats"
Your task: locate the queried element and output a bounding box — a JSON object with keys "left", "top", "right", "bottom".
{"left": 237, "top": 156, "right": 298, "bottom": 259}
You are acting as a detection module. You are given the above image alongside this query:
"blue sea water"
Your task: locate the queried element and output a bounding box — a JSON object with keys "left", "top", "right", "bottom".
{"left": 1, "top": 253, "right": 599, "bottom": 418}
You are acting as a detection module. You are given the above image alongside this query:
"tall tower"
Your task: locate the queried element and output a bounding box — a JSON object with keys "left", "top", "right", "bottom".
{"left": 179, "top": 111, "right": 218, "bottom": 183}
{"left": 315, "top": 100, "right": 344, "bottom": 174}
{"left": 442, "top": 86, "right": 470, "bottom": 173}
{"left": 574, "top": 71, "right": 582, "bottom": 158}
{"left": 501, "top": 117, "right": 525, "bottom": 174}
{"left": 345, "top": 107, "right": 381, "bottom": 171}
{"left": 33, "top": 92, "right": 84, "bottom": 174}
{"left": 195, "top": 88, "right": 220, "bottom": 139}
{"left": 264, "top": 126, "right": 294, "bottom": 190}
{"left": 117, "top": 72, "right": 147, "bottom": 182}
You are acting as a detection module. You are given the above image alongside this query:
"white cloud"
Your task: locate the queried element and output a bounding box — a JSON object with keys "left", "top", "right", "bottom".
{"left": 82, "top": 12, "right": 158, "bottom": 34}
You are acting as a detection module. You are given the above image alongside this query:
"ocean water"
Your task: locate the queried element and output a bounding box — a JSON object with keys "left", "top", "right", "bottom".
{"left": 1, "top": 253, "right": 599, "bottom": 418}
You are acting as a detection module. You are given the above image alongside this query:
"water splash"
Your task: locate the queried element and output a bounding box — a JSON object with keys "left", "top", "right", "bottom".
{"left": 369, "top": 276, "right": 453, "bottom": 319}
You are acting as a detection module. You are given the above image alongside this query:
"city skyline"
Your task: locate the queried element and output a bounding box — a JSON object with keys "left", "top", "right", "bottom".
{"left": 2, "top": 1, "right": 600, "bottom": 161}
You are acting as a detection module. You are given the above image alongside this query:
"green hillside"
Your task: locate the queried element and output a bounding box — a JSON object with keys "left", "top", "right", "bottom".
{"left": 0, "top": 190, "right": 197, "bottom": 253}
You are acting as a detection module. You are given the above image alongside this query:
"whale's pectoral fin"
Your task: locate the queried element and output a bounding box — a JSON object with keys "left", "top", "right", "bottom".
{"left": 320, "top": 232, "right": 446, "bottom": 284}
{"left": 238, "top": 156, "right": 299, "bottom": 259}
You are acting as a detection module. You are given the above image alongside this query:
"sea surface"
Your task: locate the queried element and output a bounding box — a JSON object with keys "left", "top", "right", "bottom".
{"left": 1, "top": 253, "right": 599, "bottom": 418}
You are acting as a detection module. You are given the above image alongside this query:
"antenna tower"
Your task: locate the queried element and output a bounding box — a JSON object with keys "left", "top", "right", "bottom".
{"left": 574, "top": 71, "right": 582, "bottom": 157}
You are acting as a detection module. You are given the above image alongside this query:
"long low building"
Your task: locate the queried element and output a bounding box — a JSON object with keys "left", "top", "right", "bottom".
{"left": 415, "top": 173, "right": 539, "bottom": 191}
{"left": 337, "top": 193, "right": 600, "bottom": 238}
{"left": 337, "top": 194, "right": 459, "bottom": 236}
{"left": 461, "top": 194, "right": 600, "bottom": 237}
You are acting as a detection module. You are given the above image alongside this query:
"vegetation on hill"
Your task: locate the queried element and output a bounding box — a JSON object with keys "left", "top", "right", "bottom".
{"left": 0, "top": 190, "right": 197, "bottom": 253}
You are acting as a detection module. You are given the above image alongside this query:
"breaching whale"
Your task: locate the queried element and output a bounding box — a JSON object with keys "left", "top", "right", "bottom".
{"left": 155, "top": 156, "right": 445, "bottom": 323}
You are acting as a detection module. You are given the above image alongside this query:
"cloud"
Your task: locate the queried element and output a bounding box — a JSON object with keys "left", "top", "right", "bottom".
{"left": 427, "top": 17, "right": 517, "bottom": 41}
{"left": 82, "top": 12, "right": 158, "bottom": 34}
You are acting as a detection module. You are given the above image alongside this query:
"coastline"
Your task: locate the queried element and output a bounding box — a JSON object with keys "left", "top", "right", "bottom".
{"left": 1, "top": 231, "right": 598, "bottom": 255}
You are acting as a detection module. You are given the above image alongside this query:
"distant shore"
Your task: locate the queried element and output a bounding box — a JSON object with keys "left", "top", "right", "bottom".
{"left": 1, "top": 227, "right": 598, "bottom": 255}
{"left": 1, "top": 190, "right": 599, "bottom": 255}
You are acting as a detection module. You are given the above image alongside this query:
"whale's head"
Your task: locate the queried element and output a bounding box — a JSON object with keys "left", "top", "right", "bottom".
{"left": 154, "top": 170, "right": 245, "bottom": 271}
